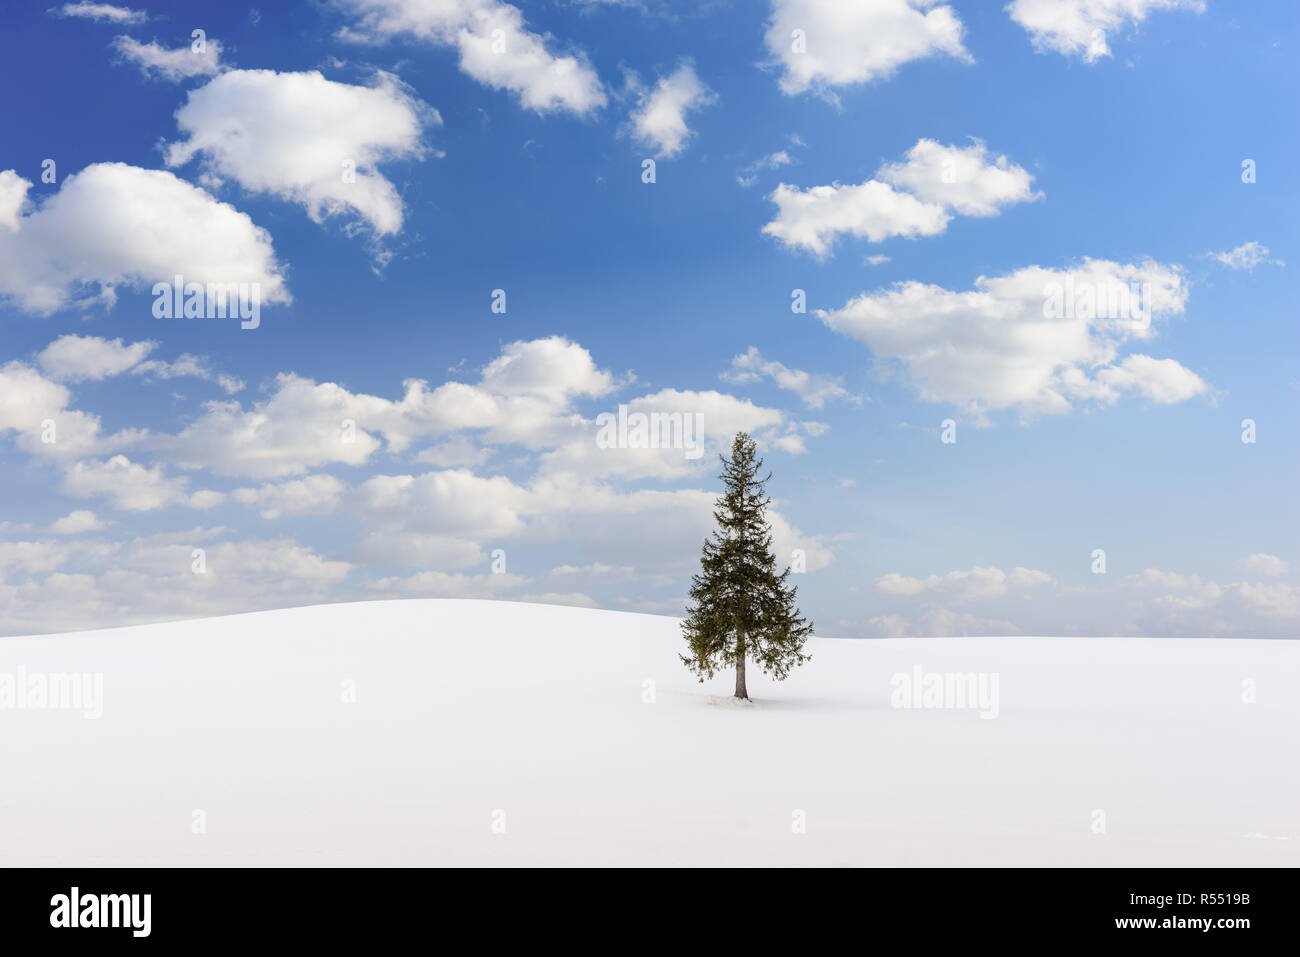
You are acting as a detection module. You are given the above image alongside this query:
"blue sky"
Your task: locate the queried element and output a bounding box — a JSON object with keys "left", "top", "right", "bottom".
{"left": 0, "top": 0, "right": 1296, "bottom": 637}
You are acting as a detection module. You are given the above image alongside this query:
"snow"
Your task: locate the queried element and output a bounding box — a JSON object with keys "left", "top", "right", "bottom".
{"left": 1, "top": 599, "right": 1296, "bottom": 866}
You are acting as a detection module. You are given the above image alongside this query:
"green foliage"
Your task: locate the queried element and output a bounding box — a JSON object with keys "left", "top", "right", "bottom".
{"left": 680, "top": 432, "right": 813, "bottom": 687}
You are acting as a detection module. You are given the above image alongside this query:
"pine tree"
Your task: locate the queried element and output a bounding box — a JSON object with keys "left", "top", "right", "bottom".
{"left": 680, "top": 432, "right": 813, "bottom": 699}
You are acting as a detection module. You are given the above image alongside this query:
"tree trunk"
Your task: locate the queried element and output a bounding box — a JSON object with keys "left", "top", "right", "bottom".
{"left": 734, "top": 635, "right": 748, "bottom": 699}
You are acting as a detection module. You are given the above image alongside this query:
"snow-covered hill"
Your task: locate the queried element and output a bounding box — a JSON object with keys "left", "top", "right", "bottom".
{"left": 1, "top": 599, "right": 1296, "bottom": 866}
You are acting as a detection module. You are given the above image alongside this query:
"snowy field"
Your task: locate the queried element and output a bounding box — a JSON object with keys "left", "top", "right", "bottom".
{"left": 1, "top": 599, "right": 1296, "bottom": 867}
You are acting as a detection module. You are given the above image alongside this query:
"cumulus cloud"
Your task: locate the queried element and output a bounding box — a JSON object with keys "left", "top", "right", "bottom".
{"left": 1087, "top": 354, "right": 1208, "bottom": 405}
{"left": 231, "top": 475, "right": 348, "bottom": 519}
{"left": 165, "top": 69, "right": 435, "bottom": 237}
{"left": 1241, "top": 554, "right": 1289, "bottom": 577}
{"left": 765, "top": 0, "right": 970, "bottom": 97}
{"left": 0, "top": 360, "right": 143, "bottom": 460}
{"left": 360, "top": 469, "right": 529, "bottom": 539}
{"left": 350, "top": 530, "right": 487, "bottom": 570}
{"left": 158, "top": 336, "right": 615, "bottom": 479}
{"left": 1208, "top": 241, "right": 1283, "bottom": 271}
{"left": 866, "top": 608, "right": 1020, "bottom": 638}
{"left": 37, "top": 335, "right": 154, "bottom": 381}
{"left": 763, "top": 138, "right": 1039, "bottom": 257}
{"left": 370, "top": 569, "right": 528, "bottom": 599}
{"left": 0, "top": 163, "right": 289, "bottom": 315}
{"left": 37, "top": 334, "right": 243, "bottom": 394}
{"left": 112, "top": 35, "right": 224, "bottom": 81}
{"left": 1, "top": 334, "right": 835, "bottom": 633}
{"left": 0, "top": 532, "right": 352, "bottom": 635}
{"left": 49, "top": 510, "right": 110, "bottom": 535}
{"left": 877, "top": 139, "right": 1043, "bottom": 216}
{"left": 335, "top": 0, "right": 606, "bottom": 116}
{"left": 764, "top": 179, "right": 947, "bottom": 256}
{"left": 1126, "top": 567, "right": 1200, "bottom": 590}
{"left": 1007, "top": 0, "right": 1204, "bottom": 62}
{"left": 0, "top": 170, "right": 28, "bottom": 231}
{"left": 353, "top": 466, "right": 833, "bottom": 577}
{"left": 875, "top": 565, "right": 1052, "bottom": 602}
{"left": 817, "top": 257, "right": 1206, "bottom": 419}
{"left": 514, "top": 591, "right": 599, "bottom": 608}
{"left": 415, "top": 436, "right": 493, "bottom": 468}
{"left": 549, "top": 562, "right": 638, "bottom": 584}
{"left": 150, "top": 340, "right": 805, "bottom": 485}
{"left": 723, "top": 347, "right": 856, "bottom": 409}
{"left": 1124, "top": 566, "right": 1300, "bottom": 637}
{"left": 0, "top": 541, "right": 96, "bottom": 577}
{"left": 61, "top": 455, "right": 192, "bottom": 512}
{"left": 52, "top": 2, "right": 146, "bottom": 23}
{"left": 539, "top": 387, "right": 793, "bottom": 481}
{"left": 629, "top": 62, "right": 715, "bottom": 158}
{"left": 132, "top": 354, "right": 245, "bottom": 394}
{"left": 479, "top": 335, "right": 615, "bottom": 405}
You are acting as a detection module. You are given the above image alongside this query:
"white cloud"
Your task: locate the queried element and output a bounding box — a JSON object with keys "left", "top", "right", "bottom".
{"left": 1091, "top": 354, "right": 1208, "bottom": 405}
{"left": 37, "top": 334, "right": 154, "bottom": 381}
{"left": 0, "top": 170, "right": 28, "bottom": 231}
{"left": 479, "top": 335, "right": 615, "bottom": 404}
{"left": 0, "top": 533, "right": 353, "bottom": 635}
{"left": 723, "top": 347, "right": 855, "bottom": 409}
{"left": 336, "top": 0, "right": 606, "bottom": 116}
{"left": 188, "top": 489, "right": 227, "bottom": 510}
{"left": 166, "top": 69, "right": 435, "bottom": 238}
{"left": 629, "top": 62, "right": 715, "bottom": 159}
{"left": 36, "top": 334, "right": 243, "bottom": 394}
{"left": 49, "top": 510, "right": 109, "bottom": 535}
{"left": 867, "top": 607, "right": 1020, "bottom": 638}
{"left": 549, "top": 562, "right": 637, "bottom": 583}
{"left": 359, "top": 469, "right": 530, "bottom": 539}
{"left": 541, "top": 388, "right": 789, "bottom": 481}
{"left": 0, "top": 542, "right": 80, "bottom": 577}
{"left": 231, "top": 475, "right": 348, "bottom": 519}
{"left": 1127, "top": 572, "right": 1300, "bottom": 637}
{"left": 351, "top": 531, "right": 487, "bottom": 570}
{"left": 52, "top": 2, "right": 146, "bottom": 23}
{"left": 370, "top": 569, "right": 528, "bottom": 598}
{"left": 877, "top": 138, "right": 1042, "bottom": 216}
{"left": 161, "top": 379, "right": 384, "bottom": 480}
{"left": 414, "top": 436, "right": 492, "bottom": 468}
{"left": 765, "top": 0, "right": 970, "bottom": 96}
{"left": 151, "top": 332, "right": 803, "bottom": 487}
{"left": 0, "top": 163, "right": 289, "bottom": 315}
{"left": 1241, "top": 554, "right": 1289, "bottom": 577}
{"left": 817, "top": 258, "right": 1205, "bottom": 419}
{"left": 515, "top": 591, "right": 599, "bottom": 608}
{"left": 737, "top": 149, "right": 794, "bottom": 187}
{"left": 61, "top": 455, "right": 191, "bottom": 512}
{"left": 112, "top": 35, "right": 224, "bottom": 81}
{"left": 1209, "top": 241, "right": 1283, "bottom": 271}
{"left": 1127, "top": 567, "right": 1200, "bottom": 590}
{"left": 159, "top": 336, "right": 614, "bottom": 479}
{"left": 875, "top": 565, "right": 1052, "bottom": 602}
{"left": 132, "top": 353, "right": 245, "bottom": 394}
{"left": 1120, "top": 564, "right": 1300, "bottom": 636}
{"left": 0, "top": 360, "right": 143, "bottom": 461}
{"left": 763, "top": 138, "right": 1038, "bottom": 257}
{"left": 764, "top": 179, "right": 947, "bottom": 256}
{"left": 2, "top": 333, "right": 837, "bottom": 632}
{"left": 1007, "top": 0, "right": 1204, "bottom": 62}
{"left": 351, "top": 464, "right": 833, "bottom": 579}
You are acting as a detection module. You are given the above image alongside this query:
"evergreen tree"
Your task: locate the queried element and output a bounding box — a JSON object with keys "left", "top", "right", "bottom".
{"left": 681, "top": 432, "right": 813, "bottom": 699}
